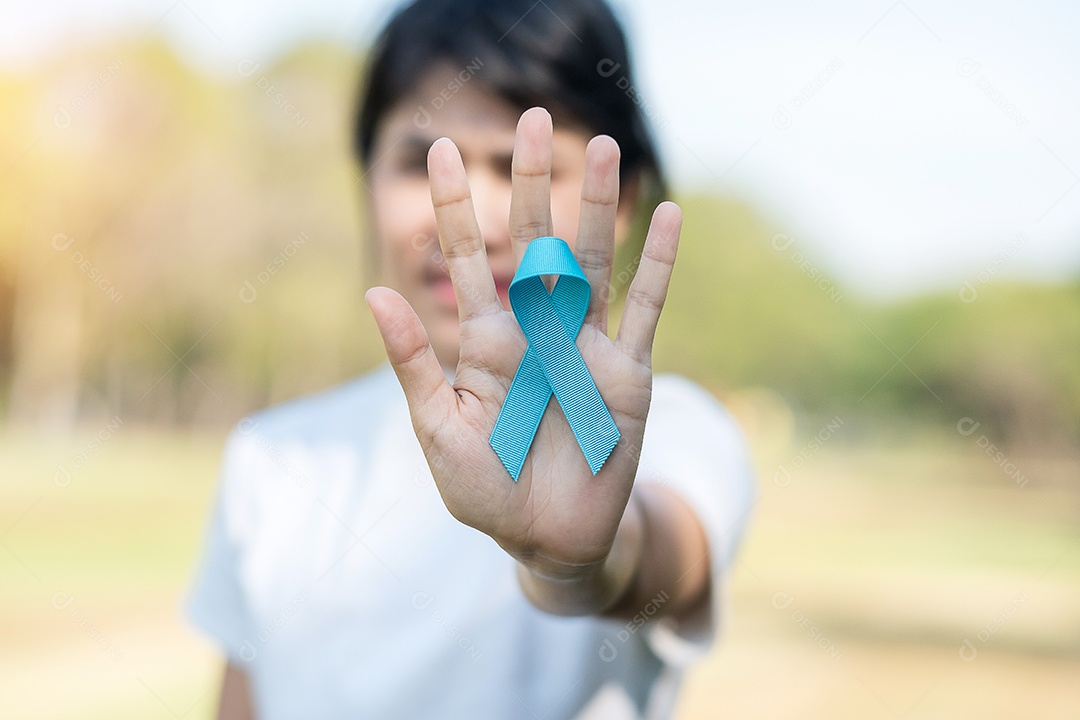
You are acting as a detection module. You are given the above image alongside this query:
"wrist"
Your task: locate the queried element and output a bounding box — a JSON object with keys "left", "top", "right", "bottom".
{"left": 515, "top": 493, "right": 645, "bottom": 616}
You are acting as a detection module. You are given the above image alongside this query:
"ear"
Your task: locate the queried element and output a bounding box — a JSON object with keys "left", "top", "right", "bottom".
{"left": 613, "top": 173, "right": 641, "bottom": 249}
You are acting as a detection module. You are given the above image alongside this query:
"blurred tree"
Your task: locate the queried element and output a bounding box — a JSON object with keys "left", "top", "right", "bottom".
{"left": 0, "top": 37, "right": 1075, "bottom": 460}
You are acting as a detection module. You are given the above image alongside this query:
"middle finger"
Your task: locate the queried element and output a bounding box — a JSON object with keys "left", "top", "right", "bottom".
{"left": 509, "top": 107, "right": 554, "bottom": 265}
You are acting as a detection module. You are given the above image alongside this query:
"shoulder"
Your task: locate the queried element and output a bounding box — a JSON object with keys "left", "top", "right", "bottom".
{"left": 649, "top": 374, "right": 741, "bottom": 436}
{"left": 231, "top": 364, "right": 403, "bottom": 449}
{"left": 214, "top": 364, "right": 409, "bottom": 502}
{"left": 640, "top": 373, "right": 754, "bottom": 492}
{"left": 651, "top": 373, "right": 721, "bottom": 408}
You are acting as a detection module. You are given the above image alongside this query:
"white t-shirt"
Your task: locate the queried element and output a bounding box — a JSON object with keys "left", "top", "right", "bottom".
{"left": 186, "top": 364, "right": 754, "bottom": 720}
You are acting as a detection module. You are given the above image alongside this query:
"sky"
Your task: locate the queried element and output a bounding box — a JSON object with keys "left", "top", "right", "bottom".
{"left": 5, "top": 0, "right": 1079, "bottom": 298}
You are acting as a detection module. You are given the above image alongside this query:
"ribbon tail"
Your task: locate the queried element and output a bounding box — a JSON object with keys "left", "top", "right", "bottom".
{"left": 539, "top": 346, "right": 621, "bottom": 475}
{"left": 489, "top": 348, "right": 550, "bottom": 481}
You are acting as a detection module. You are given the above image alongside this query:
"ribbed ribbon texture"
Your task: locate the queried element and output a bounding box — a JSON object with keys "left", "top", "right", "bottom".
{"left": 489, "top": 236, "right": 620, "bottom": 481}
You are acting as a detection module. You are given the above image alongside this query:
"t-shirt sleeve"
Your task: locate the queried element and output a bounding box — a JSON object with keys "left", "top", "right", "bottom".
{"left": 185, "top": 429, "right": 257, "bottom": 664}
{"left": 636, "top": 375, "right": 756, "bottom": 666}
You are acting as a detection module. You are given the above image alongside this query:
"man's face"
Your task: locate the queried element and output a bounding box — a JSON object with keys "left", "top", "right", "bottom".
{"left": 366, "top": 66, "right": 617, "bottom": 368}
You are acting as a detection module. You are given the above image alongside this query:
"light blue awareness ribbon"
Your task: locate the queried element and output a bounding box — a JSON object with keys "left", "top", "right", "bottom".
{"left": 489, "top": 236, "right": 620, "bottom": 481}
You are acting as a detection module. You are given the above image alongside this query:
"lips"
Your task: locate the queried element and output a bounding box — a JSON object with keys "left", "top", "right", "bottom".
{"left": 493, "top": 277, "right": 512, "bottom": 308}
{"left": 426, "top": 270, "right": 514, "bottom": 311}
{"left": 430, "top": 274, "right": 457, "bottom": 310}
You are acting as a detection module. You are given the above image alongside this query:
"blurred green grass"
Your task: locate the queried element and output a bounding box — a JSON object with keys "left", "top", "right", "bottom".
{"left": 2, "top": 419, "right": 1076, "bottom": 719}
{"left": 0, "top": 431, "right": 222, "bottom": 720}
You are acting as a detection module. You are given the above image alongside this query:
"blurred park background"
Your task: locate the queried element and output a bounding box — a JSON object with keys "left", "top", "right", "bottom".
{"left": 2, "top": 1, "right": 1079, "bottom": 718}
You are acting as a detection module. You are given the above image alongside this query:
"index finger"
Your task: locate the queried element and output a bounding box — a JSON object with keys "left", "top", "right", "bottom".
{"left": 428, "top": 137, "right": 502, "bottom": 321}
{"left": 615, "top": 201, "right": 682, "bottom": 365}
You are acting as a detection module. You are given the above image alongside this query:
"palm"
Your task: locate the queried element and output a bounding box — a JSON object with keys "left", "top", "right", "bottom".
{"left": 441, "top": 314, "right": 652, "bottom": 569}
{"left": 367, "top": 108, "right": 681, "bottom": 575}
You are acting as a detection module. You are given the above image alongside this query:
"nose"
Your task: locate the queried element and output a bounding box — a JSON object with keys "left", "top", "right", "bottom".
{"left": 468, "top": 167, "right": 513, "bottom": 260}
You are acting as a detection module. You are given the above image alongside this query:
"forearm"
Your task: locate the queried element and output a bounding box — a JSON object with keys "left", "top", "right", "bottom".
{"left": 516, "top": 483, "right": 711, "bottom": 621}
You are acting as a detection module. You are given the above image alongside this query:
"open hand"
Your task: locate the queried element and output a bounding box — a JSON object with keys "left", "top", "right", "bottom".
{"left": 366, "top": 107, "right": 681, "bottom": 584}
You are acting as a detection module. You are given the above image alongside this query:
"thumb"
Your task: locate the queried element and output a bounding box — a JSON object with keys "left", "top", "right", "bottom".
{"left": 365, "top": 286, "right": 454, "bottom": 430}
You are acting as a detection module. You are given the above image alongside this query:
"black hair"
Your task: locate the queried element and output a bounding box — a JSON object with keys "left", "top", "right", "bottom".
{"left": 354, "top": 0, "right": 665, "bottom": 195}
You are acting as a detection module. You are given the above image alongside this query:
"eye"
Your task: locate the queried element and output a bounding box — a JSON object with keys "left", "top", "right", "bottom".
{"left": 494, "top": 155, "right": 513, "bottom": 180}
{"left": 397, "top": 149, "right": 429, "bottom": 176}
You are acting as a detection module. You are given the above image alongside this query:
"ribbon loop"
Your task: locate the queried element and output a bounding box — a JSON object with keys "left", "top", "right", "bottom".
{"left": 489, "top": 236, "right": 620, "bottom": 480}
